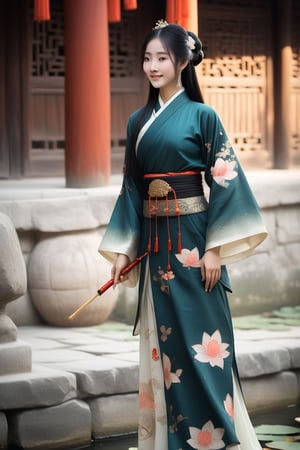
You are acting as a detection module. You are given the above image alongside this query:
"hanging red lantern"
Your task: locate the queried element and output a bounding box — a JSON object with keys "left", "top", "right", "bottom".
{"left": 107, "top": 0, "right": 121, "bottom": 23}
{"left": 34, "top": 0, "right": 50, "bottom": 21}
{"left": 123, "top": 0, "right": 137, "bottom": 10}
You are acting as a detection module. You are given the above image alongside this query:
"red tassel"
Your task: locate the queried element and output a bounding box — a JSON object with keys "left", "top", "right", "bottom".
{"left": 154, "top": 236, "right": 159, "bottom": 253}
{"left": 177, "top": 230, "right": 182, "bottom": 253}
{"left": 34, "top": 0, "right": 50, "bottom": 21}
{"left": 108, "top": 0, "right": 121, "bottom": 23}
{"left": 123, "top": 0, "right": 137, "bottom": 10}
{"left": 165, "top": 198, "right": 172, "bottom": 251}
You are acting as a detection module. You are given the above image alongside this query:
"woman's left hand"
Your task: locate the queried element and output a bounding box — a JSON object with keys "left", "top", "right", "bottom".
{"left": 200, "top": 247, "right": 221, "bottom": 292}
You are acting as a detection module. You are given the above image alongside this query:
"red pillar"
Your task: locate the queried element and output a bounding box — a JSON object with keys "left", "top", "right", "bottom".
{"left": 166, "top": 0, "right": 198, "bottom": 33}
{"left": 180, "top": 0, "right": 198, "bottom": 34}
{"left": 64, "top": 0, "right": 111, "bottom": 187}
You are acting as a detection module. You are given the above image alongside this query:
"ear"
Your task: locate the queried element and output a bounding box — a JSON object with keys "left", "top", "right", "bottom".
{"left": 179, "top": 59, "right": 189, "bottom": 71}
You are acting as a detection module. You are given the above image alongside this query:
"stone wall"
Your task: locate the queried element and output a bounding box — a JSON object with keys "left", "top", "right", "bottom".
{"left": 0, "top": 170, "right": 299, "bottom": 327}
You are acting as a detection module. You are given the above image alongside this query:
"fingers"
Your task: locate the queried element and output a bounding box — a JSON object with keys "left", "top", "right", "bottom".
{"left": 200, "top": 249, "right": 221, "bottom": 292}
{"left": 111, "top": 254, "right": 130, "bottom": 287}
{"left": 111, "top": 267, "right": 127, "bottom": 287}
{"left": 110, "top": 266, "right": 119, "bottom": 286}
{"left": 203, "top": 267, "right": 221, "bottom": 292}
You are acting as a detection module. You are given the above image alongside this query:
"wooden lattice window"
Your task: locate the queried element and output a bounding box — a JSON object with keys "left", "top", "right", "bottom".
{"left": 31, "top": 3, "right": 64, "bottom": 77}
{"left": 109, "top": 12, "right": 139, "bottom": 78}
{"left": 30, "top": 0, "right": 65, "bottom": 166}
{"left": 198, "top": 0, "right": 271, "bottom": 167}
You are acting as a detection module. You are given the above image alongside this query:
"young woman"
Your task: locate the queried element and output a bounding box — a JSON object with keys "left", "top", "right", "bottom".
{"left": 99, "top": 21, "right": 267, "bottom": 450}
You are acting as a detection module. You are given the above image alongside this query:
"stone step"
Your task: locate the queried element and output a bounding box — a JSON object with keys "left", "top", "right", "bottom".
{"left": 0, "top": 365, "right": 76, "bottom": 410}
{"left": 9, "top": 399, "right": 91, "bottom": 450}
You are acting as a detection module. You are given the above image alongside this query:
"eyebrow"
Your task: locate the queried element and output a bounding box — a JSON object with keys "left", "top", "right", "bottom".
{"left": 144, "top": 51, "right": 169, "bottom": 55}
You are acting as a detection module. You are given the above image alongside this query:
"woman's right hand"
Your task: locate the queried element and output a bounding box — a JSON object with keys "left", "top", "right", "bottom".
{"left": 111, "top": 253, "right": 130, "bottom": 287}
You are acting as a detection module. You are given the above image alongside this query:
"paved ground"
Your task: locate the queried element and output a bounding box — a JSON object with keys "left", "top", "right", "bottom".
{"left": 14, "top": 320, "right": 300, "bottom": 447}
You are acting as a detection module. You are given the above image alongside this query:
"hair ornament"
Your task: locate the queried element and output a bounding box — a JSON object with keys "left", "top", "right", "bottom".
{"left": 154, "top": 19, "right": 169, "bottom": 30}
{"left": 187, "top": 35, "right": 196, "bottom": 50}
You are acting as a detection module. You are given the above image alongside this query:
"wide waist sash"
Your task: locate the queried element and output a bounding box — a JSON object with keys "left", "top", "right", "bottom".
{"left": 143, "top": 171, "right": 204, "bottom": 199}
{"left": 143, "top": 171, "right": 208, "bottom": 217}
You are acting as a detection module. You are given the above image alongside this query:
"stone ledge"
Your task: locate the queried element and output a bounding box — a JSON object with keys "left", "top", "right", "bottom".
{"left": 9, "top": 399, "right": 91, "bottom": 450}
{"left": 0, "top": 365, "right": 77, "bottom": 410}
{"left": 235, "top": 340, "right": 292, "bottom": 378}
{"left": 13, "top": 324, "right": 300, "bottom": 404}
{"left": 0, "top": 340, "right": 32, "bottom": 375}
{"left": 241, "top": 370, "right": 299, "bottom": 413}
{"left": 0, "top": 171, "right": 299, "bottom": 233}
{"left": 49, "top": 357, "right": 139, "bottom": 397}
{"left": 234, "top": 327, "right": 300, "bottom": 379}
{"left": 89, "top": 393, "right": 139, "bottom": 437}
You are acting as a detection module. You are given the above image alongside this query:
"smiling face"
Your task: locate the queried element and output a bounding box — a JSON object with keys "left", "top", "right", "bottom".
{"left": 143, "top": 37, "right": 180, "bottom": 102}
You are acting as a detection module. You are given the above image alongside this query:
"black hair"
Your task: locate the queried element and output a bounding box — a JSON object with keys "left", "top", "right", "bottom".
{"left": 125, "top": 23, "right": 205, "bottom": 176}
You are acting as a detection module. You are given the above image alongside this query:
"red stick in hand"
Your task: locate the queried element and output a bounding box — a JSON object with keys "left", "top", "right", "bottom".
{"left": 68, "top": 250, "right": 149, "bottom": 320}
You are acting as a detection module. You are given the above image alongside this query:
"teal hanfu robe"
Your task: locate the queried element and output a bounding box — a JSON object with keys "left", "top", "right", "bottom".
{"left": 99, "top": 90, "right": 267, "bottom": 450}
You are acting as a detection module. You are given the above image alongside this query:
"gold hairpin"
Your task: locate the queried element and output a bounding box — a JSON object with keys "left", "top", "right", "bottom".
{"left": 153, "top": 19, "right": 169, "bottom": 30}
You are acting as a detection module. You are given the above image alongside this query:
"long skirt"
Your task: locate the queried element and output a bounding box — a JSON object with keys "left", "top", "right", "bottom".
{"left": 135, "top": 213, "right": 261, "bottom": 450}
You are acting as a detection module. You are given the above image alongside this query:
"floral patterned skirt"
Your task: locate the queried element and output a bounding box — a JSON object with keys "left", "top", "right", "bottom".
{"left": 135, "top": 214, "right": 262, "bottom": 450}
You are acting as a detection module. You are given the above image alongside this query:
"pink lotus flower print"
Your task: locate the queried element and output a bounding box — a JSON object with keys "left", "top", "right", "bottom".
{"left": 139, "top": 382, "right": 155, "bottom": 411}
{"left": 224, "top": 393, "right": 234, "bottom": 419}
{"left": 192, "top": 330, "right": 230, "bottom": 369}
{"left": 187, "top": 420, "right": 225, "bottom": 449}
{"left": 163, "top": 353, "right": 183, "bottom": 390}
{"left": 175, "top": 247, "right": 201, "bottom": 268}
{"left": 211, "top": 157, "right": 238, "bottom": 188}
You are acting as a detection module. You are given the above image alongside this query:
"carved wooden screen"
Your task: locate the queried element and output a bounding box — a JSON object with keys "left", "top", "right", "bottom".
{"left": 30, "top": 0, "right": 65, "bottom": 175}
{"left": 198, "top": 0, "right": 272, "bottom": 168}
{"left": 109, "top": 11, "right": 142, "bottom": 173}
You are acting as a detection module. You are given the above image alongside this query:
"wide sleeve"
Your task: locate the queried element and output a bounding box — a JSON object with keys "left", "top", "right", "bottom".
{"left": 98, "top": 116, "right": 143, "bottom": 286}
{"left": 202, "top": 108, "right": 268, "bottom": 265}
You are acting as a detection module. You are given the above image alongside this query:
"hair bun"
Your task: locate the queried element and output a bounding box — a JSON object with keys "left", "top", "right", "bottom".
{"left": 187, "top": 31, "right": 204, "bottom": 66}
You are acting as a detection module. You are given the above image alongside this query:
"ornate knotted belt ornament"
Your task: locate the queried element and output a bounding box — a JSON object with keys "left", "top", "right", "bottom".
{"left": 148, "top": 179, "right": 172, "bottom": 197}
{"left": 144, "top": 171, "right": 207, "bottom": 271}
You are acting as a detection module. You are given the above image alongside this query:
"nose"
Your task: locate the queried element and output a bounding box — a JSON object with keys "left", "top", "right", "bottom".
{"left": 150, "top": 60, "right": 158, "bottom": 72}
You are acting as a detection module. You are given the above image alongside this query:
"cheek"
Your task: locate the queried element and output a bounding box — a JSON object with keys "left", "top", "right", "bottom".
{"left": 166, "top": 63, "right": 176, "bottom": 78}
{"left": 143, "top": 62, "right": 149, "bottom": 74}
